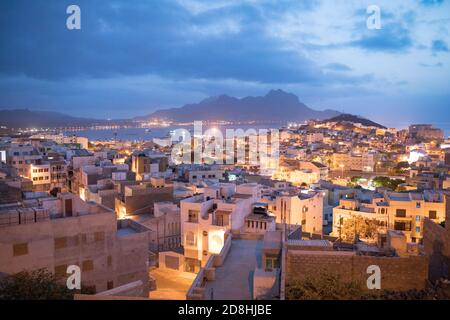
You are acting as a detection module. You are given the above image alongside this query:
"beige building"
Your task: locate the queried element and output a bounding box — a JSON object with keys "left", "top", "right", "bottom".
{"left": 133, "top": 202, "right": 181, "bottom": 252}
{"left": 180, "top": 183, "right": 272, "bottom": 272}
{"left": 274, "top": 191, "right": 324, "bottom": 235}
{"left": 115, "top": 179, "right": 174, "bottom": 218}
{"left": 332, "top": 191, "right": 446, "bottom": 243}
{"left": 332, "top": 152, "right": 378, "bottom": 172}
{"left": 0, "top": 193, "right": 151, "bottom": 296}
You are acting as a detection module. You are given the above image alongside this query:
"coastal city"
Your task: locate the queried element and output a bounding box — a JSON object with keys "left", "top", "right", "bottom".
{"left": 1, "top": 114, "right": 449, "bottom": 300}
{"left": 1, "top": 0, "right": 450, "bottom": 307}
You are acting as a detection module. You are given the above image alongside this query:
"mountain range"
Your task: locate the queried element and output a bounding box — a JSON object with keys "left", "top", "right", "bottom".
{"left": 0, "top": 109, "right": 106, "bottom": 128}
{"left": 1, "top": 90, "right": 379, "bottom": 128}
{"left": 138, "top": 89, "right": 340, "bottom": 122}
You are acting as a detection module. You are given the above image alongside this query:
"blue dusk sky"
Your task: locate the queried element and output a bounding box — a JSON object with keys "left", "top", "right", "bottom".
{"left": 0, "top": 0, "right": 449, "bottom": 128}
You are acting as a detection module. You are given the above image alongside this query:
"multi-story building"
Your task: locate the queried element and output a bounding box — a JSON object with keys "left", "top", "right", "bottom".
{"left": 0, "top": 192, "right": 151, "bottom": 296}
{"left": 180, "top": 183, "right": 273, "bottom": 272}
{"left": 332, "top": 191, "right": 446, "bottom": 243}
{"left": 272, "top": 190, "right": 324, "bottom": 235}
{"left": 332, "top": 152, "right": 378, "bottom": 172}
{"left": 7, "top": 144, "right": 42, "bottom": 177}
{"left": 131, "top": 152, "right": 169, "bottom": 180}
{"left": 409, "top": 124, "right": 444, "bottom": 141}
{"left": 133, "top": 202, "right": 181, "bottom": 252}
{"left": 115, "top": 179, "right": 174, "bottom": 218}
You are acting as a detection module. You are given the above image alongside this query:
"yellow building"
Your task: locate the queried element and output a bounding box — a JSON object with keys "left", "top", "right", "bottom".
{"left": 332, "top": 191, "right": 446, "bottom": 243}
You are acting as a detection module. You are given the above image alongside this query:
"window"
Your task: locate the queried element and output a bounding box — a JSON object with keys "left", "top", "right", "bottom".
{"left": 94, "top": 231, "right": 105, "bottom": 242}
{"left": 415, "top": 215, "right": 421, "bottom": 222}
{"left": 416, "top": 226, "right": 421, "bottom": 233}
{"left": 82, "top": 259, "right": 94, "bottom": 272}
{"left": 429, "top": 211, "right": 437, "bottom": 219}
{"left": 54, "top": 237, "right": 67, "bottom": 249}
{"left": 416, "top": 202, "right": 421, "bottom": 208}
{"left": 396, "top": 209, "right": 407, "bottom": 218}
{"left": 107, "top": 255, "right": 112, "bottom": 267}
{"left": 54, "top": 265, "right": 67, "bottom": 279}
{"left": 394, "top": 221, "right": 411, "bottom": 231}
{"left": 13, "top": 243, "right": 28, "bottom": 256}
{"left": 188, "top": 210, "right": 199, "bottom": 223}
{"left": 107, "top": 281, "right": 114, "bottom": 290}
{"left": 186, "top": 232, "right": 196, "bottom": 246}
{"left": 265, "top": 255, "right": 280, "bottom": 271}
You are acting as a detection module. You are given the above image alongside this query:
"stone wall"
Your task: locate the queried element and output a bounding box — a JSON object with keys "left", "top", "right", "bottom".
{"left": 286, "top": 250, "right": 428, "bottom": 291}
{"left": 423, "top": 218, "right": 450, "bottom": 280}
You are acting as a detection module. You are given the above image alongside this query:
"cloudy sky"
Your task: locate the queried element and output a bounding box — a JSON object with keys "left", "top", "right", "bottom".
{"left": 0, "top": 0, "right": 449, "bottom": 128}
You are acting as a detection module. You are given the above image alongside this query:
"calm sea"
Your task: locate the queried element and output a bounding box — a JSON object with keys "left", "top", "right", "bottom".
{"left": 64, "top": 124, "right": 280, "bottom": 141}
{"left": 65, "top": 122, "right": 450, "bottom": 141}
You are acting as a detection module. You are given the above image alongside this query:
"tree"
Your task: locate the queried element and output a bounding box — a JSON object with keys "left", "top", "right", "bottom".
{"left": 372, "top": 176, "right": 404, "bottom": 191}
{"left": 341, "top": 216, "right": 382, "bottom": 242}
{"left": 286, "top": 272, "right": 365, "bottom": 300}
{"left": 0, "top": 269, "right": 74, "bottom": 300}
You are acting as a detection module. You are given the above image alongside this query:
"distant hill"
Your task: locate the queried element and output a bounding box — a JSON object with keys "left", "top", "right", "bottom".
{"left": 137, "top": 89, "right": 340, "bottom": 123}
{"left": 0, "top": 109, "right": 105, "bottom": 128}
{"left": 321, "top": 114, "right": 386, "bottom": 129}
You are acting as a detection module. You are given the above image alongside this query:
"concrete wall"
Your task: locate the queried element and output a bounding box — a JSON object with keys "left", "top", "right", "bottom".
{"left": 0, "top": 203, "right": 150, "bottom": 296}
{"left": 423, "top": 197, "right": 450, "bottom": 282}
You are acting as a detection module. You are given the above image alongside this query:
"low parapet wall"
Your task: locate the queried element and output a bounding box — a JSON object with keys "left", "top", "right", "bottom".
{"left": 75, "top": 280, "right": 149, "bottom": 300}
{"left": 186, "top": 233, "right": 233, "bottom": 300}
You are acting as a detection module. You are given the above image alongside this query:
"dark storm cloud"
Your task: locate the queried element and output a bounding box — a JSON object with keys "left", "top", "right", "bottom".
{"left": 0, "top": 0, "right": 325, "bottom": 84}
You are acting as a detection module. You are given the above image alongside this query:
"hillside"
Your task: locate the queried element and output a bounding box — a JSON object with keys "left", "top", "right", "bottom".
{"left": 137, "top": 90, "right": 340, "bottom": 123}
{"left": 0, "top": 109, "right": 105, "bottom": 128}
{"left": 321, "top": 114, "right": 386, "bottom": 129}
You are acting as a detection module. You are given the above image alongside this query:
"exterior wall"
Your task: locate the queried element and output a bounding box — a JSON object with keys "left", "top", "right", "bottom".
{"left": 158, "top": 251, "right": 184, "bottom": 271}
{"left": 141, "top": 211, "right": 181, "bottom": 252}
{"left": 27, "top": 163, "right": 51, "bottom": 189}
{"left": 286, "top": 250, "right": 428, "bottom": 291}
{"left": 0, "top": 199, "right": 150, "bottom": 296}
{"left": 275, "top": 193, "right": 323, "bottom": 235}
{"left": 72, "top": 156, "right": 95, "bottom": 171}
{"left": 423, "top": 196, "right": 450, "bottom": 282}
{"left": 332, "top": 196, "right": 446, "bottom": 243}
{"left": 387, "top": 198, "right": 445, "bottom": 242}
{"left": 117, "top": 186, "right": 174, "bottom": 216}
{"left": 187, "top": 170, "right": 224, "bottom": 184}
{"left": 332, "top": 207, "right": 388, "bottom": 239}
{"left": 332, "top": 153, "right": 376, "bottom": 172}
{"left": 181, "top": 197, "right": 228, "bottom": 268}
